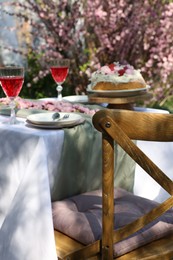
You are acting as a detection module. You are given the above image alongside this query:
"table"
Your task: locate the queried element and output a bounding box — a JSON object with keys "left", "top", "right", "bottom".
{"left": 0, "top": 112, "right": 135, "bottom": 260}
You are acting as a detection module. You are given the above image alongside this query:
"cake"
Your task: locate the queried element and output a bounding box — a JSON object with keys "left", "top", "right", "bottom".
{"left": 88, "top": 62, "right": 146, "bottom": 91}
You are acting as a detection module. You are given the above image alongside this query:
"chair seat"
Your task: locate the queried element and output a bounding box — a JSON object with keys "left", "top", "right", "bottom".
{"left": 52, "top": 187, "right": 173, "bottom": 258}
{"left": 54, "top": 230, "right": 173, "bottom": 259}
{"left": 116, "top": 232, "right": 173, "bottom": 259}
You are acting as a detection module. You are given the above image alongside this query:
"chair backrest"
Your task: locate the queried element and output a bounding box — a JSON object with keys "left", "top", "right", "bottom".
{"left": 92, "top": 109, "right": 173, "bottom": 259}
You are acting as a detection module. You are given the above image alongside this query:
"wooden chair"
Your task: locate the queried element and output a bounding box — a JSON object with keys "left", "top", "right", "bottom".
{"left": 52, "top": 109, "right": 173, "bottom": 259}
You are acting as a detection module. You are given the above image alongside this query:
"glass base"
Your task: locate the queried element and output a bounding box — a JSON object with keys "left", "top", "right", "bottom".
{"left": 0, "top": 116, "right": 24, "bottom": 125}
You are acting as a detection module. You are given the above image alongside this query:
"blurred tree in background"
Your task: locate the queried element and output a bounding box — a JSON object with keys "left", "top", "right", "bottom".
{"left": 1, "top": 0, "right": 173, "bottom": 108}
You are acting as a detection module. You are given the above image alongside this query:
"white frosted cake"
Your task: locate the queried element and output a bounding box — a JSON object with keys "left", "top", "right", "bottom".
{"left": 88, "top": 62, "right": 146, "bottom": 91}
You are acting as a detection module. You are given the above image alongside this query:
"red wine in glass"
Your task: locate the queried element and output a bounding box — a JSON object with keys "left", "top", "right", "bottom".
{"left": 0, "top": 66, "right": 24, "bottom": 124}
{"left": 50, "top": 59, "right": 70, "bottom": 100}
{"left": 50, "top": 67, "right": 69, "bottom": 84}
{"left": 0, "top": 76, "right": 24, "bottom": 97}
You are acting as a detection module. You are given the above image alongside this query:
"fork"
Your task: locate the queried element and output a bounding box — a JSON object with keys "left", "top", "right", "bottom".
{"left": 60, "top": 114, "right": 69, "bottom": 120}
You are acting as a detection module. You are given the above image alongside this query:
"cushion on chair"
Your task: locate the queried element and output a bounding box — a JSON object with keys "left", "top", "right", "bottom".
{"left": 52, "top": 187, "right": 173, "bottom": 257}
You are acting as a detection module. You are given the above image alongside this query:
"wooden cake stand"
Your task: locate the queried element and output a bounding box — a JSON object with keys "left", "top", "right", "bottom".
{"left": 88, "top": 91, "right": 152, "bottom": 110}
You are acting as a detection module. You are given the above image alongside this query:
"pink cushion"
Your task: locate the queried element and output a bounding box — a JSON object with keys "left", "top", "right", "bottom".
{"left": 52, "top": 188, "right": 173, "bottom": 257}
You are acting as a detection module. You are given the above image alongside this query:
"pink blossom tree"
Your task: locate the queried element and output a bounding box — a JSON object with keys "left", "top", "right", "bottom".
{"left": 1, "top": 0, "right": 173, "bottom": 106}
{"left": 84, "top": 0, "right": 173, "bottom": 106}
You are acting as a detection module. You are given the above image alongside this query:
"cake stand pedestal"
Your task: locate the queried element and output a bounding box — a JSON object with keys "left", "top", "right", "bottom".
{"left": 88, "top": 92, "right": 152, "bottom": 110}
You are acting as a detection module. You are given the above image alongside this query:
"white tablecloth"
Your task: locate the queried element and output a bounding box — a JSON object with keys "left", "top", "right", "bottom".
{"left": 0, "top": 116, "right": 64, "bottom": 260}
{"left": 133, "top": 108, "right": 172, "bottom": 203}
{"left": 134, "top": 140, "right": 173, "bottom": 202}
{"left": 0, "top": 111, "right": 136, "bottom": 260}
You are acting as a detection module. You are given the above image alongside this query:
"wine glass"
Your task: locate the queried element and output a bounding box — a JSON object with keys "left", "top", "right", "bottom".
{"left": 0, "top": 66, "right": 24, "bottom": 124}
{"left": 50, "top": 59, "right": 70, "bottom": 100}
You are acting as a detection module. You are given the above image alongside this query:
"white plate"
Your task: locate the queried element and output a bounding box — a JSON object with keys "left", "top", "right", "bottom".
{"left": 39, "top": 97, "right": 57, "bottom": 102}
{"left": 87, "top": 85, "right": 150, "bottom": 97}
{"left": 62, "top": 95, "right": 89, "bottom": 103}
{"left": 26, "top": 117, "right": 85, "bottom": 129}
{"left": 26, "top": 112, "right": 84, "bottom": 128}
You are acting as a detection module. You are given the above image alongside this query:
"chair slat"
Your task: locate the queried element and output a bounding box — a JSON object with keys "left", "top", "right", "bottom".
{"left": 102, "top": 134, "right": 114, "bottom": 259}
{"left": 113, "top": 195, "right": 173, "bottom": 243}
{"left": 54, "top": 230, "right": 100, "bottom": 259}
{"left": 93, "top": 109, "right": 173, "bottom": 141}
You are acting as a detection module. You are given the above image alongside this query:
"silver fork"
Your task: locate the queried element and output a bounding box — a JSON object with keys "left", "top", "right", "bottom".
{"left": 60, "top": 114, "right": 69, "bottom": 120}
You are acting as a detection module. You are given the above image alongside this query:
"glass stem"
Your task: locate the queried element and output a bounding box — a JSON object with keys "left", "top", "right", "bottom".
{"left": 56, "top": 85, "right": 63, "bottom": 101}
{"left": 9, "top": 98, "right": 16, "bottom": 124}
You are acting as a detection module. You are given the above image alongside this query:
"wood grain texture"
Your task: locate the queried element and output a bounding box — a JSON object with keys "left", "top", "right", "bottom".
{"left": 116, "top": 233, "right": 173, "bottom": 260}
{"left": 102, "top": 134, "right": 114, "bottom": 259}
{"left": 88, "top": 92, "right": 152, "bottom": 105}
{"left": 54, "top": 230, "right": 100, "bottom": 259}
